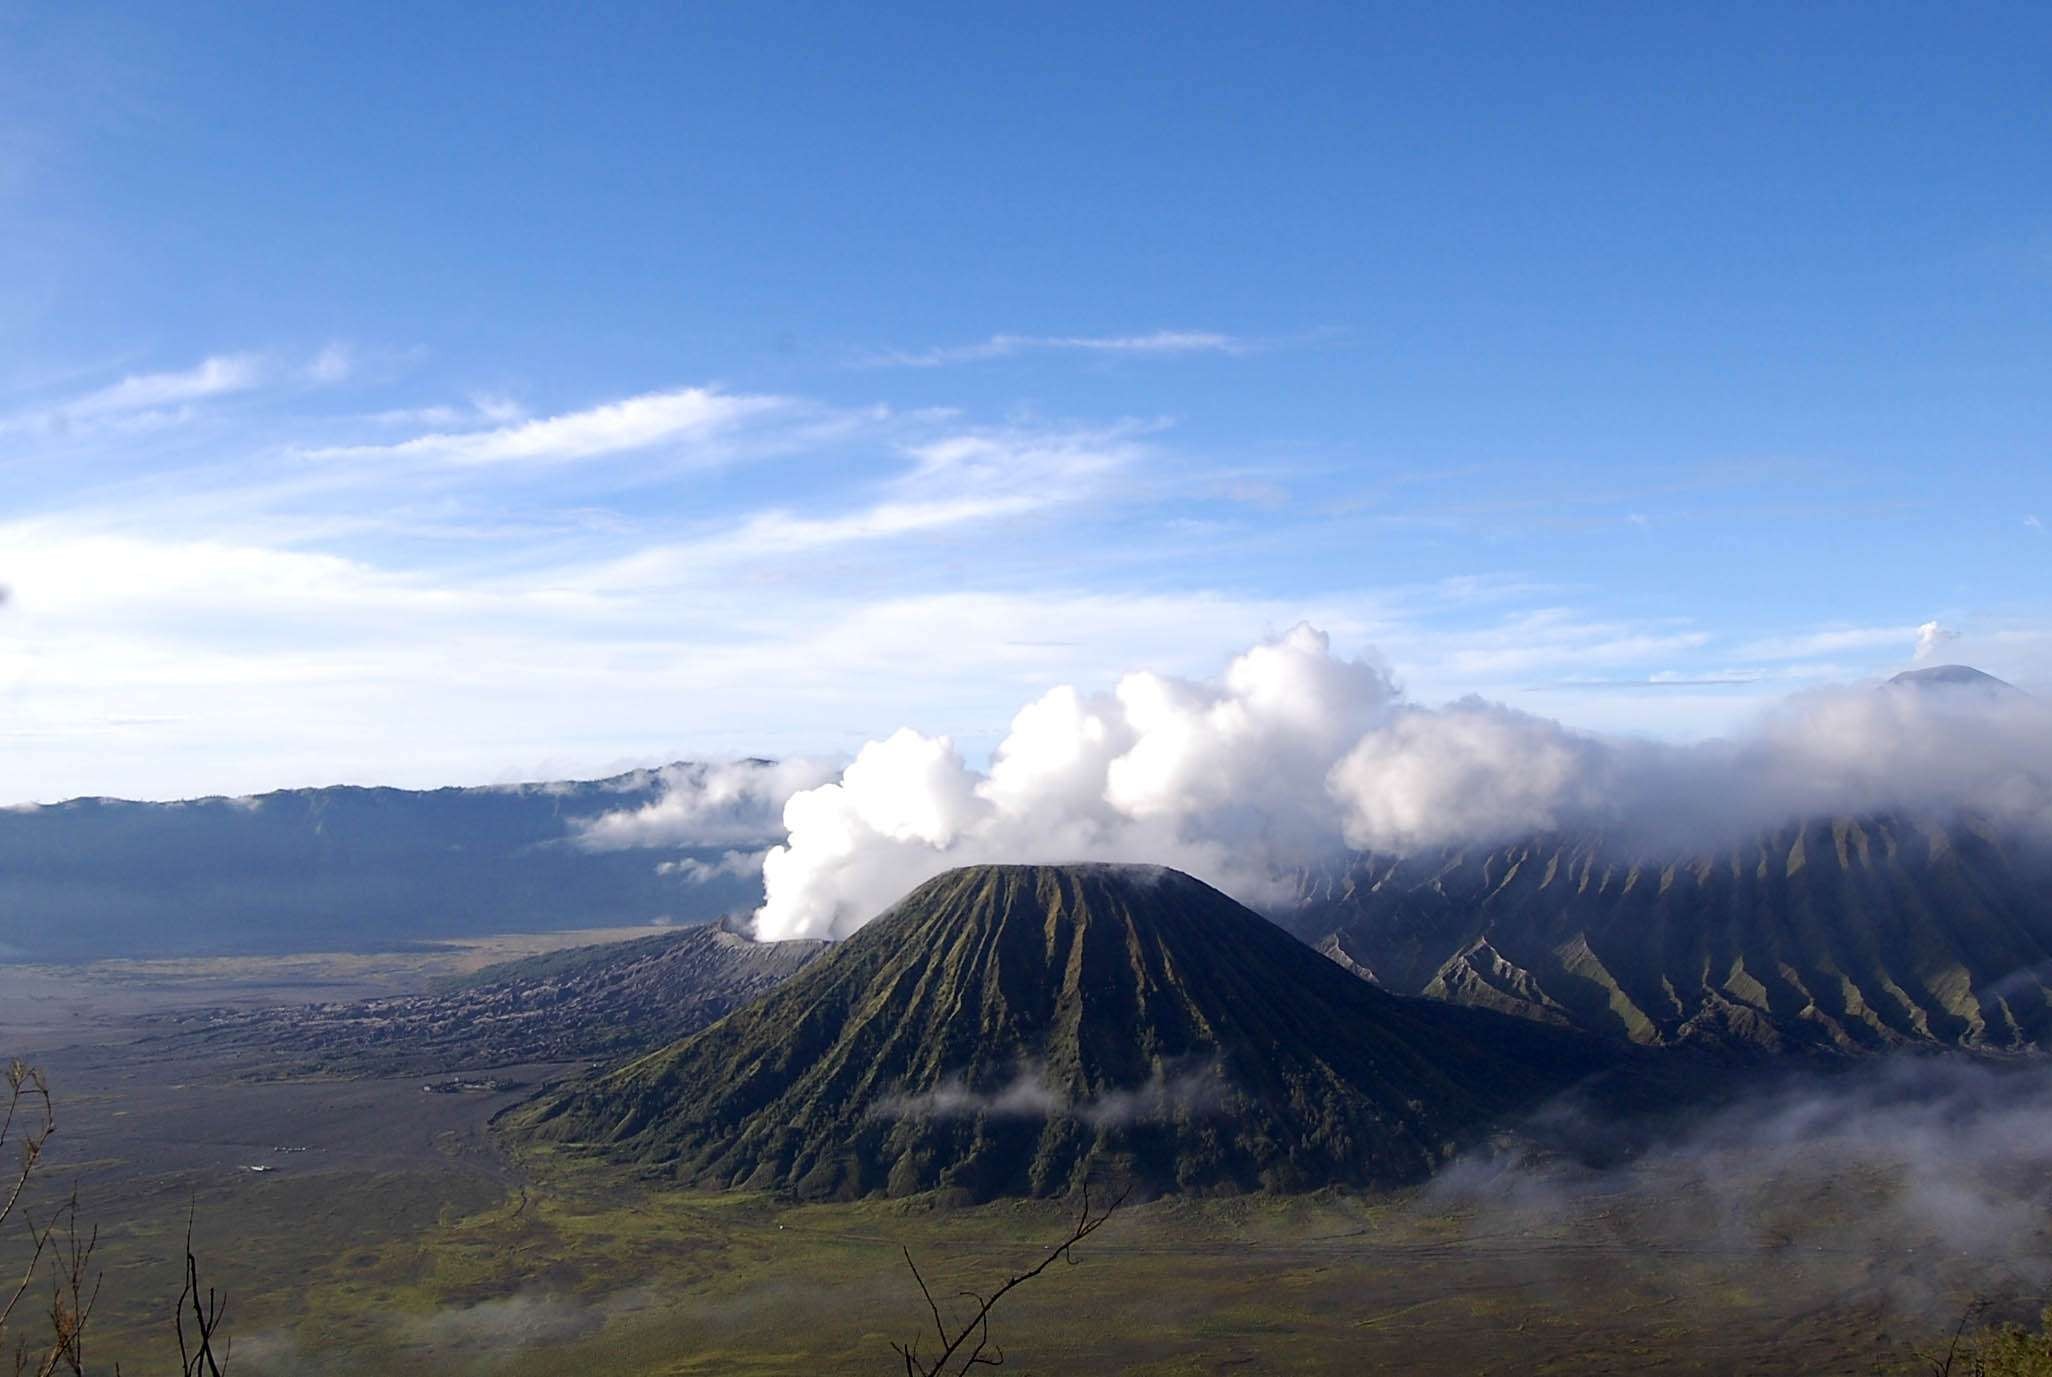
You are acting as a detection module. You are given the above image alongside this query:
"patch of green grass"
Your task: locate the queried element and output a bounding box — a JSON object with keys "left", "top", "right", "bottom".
{"left": 34, "top": 1128, "right": 2029, "bottom": 1376}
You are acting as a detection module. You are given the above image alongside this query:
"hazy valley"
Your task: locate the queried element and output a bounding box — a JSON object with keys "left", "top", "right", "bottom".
{"left": 7, "top": 730, "right": 2052, "bottom": 1372}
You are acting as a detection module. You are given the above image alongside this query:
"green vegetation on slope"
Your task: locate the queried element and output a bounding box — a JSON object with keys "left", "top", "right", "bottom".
{"left": 1958, "top": 1309, "right": 2052, "bottom": 1376}
{"left": 1294, "top": 815, "right": 2052, "bottom": 1053}
{"left": 509, "top": 863, "right": 1612, "bottom": 1200}
{"left": 60, "top": 1145, "right": 2004, "bottom": 1377}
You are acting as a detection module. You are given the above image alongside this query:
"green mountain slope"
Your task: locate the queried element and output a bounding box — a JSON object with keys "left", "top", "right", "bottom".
{"left": 1290, "top": 814, "right": 2052, "bottom": 1053}
{"left": 507, "top": 863, "right": 1611, "bottom": 1200}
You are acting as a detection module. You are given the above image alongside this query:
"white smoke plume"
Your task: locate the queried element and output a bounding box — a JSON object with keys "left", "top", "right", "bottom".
{"left": 1914, "top": 619, "right": 1961, "bottom": 663}
{"left": 756, "top": 625, "right": 1394, "bottom": 938}
{"left": 742, "top": 623, "right": 2050, "bottom": 941}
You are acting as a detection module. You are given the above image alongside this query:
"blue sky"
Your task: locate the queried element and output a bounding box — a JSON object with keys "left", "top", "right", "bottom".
{"left": 1, "top": 2, "right": 2047, "bottom": 801}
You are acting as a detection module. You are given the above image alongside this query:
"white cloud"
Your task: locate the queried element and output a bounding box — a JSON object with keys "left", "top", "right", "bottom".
{"left": 866, "top": 329, "right": 1250, "bottom": 368}
{"left": 34, "top": 354, "right": 264, "bottom": 424}
{"left": 1380, "top": 609, "right": 1717, "bottom": 692}
{"left": 304, "top": 343, "right": 353, "bottom": 384}
{"left": 6, "top": 346, "right": 2035, "bottom": 822}
{"left": 364, "top": 394, "right": 527, "bottom": 429}
{"left": 1330, "top": 700, "right": 1610, "bottom": 852}
{"left": 1332, "top": 674, "right": 2052, "bottom": 852}
{"left": 1733, "top": 624, "right": 1922, "bottom": 661}
{"left": 554, "top": 422, "right": 1144, "bottom": 593}
{"left": 656, "top": 849, "right": 770, "bottom": 882}
{"left": 307, "top": 385, "right": 788, "bottom": 466}
{"left": 732, "top": 494, "right": 1043, "bottom": 551}
{"left": 0, "top": 526, "right": 442, "bottom": 624}
{"left": 748, "top": 624, "right": 2052, "bottom": 940}
{"left": 0, "top": 501, "right": 1383, "bottom": 804}
{"left": 753, "top": 625, "right": 1394, "bottom": 939}
{"left": 577, "top": 759, "right": 834, "bottom": 850}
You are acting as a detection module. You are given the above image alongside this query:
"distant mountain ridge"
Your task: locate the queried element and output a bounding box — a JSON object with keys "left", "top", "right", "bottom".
{"left": 507, "top": 863, "right": 1613, "bottom": 1200}
{"left": 1887, "top": 664, "right": 2018, "bottom": 693}
{"left": 1287, "top": 812, "right": 2052, "bottom": 1054}
{"left": 0, "top": 765, "right": 760, "bottom": 961}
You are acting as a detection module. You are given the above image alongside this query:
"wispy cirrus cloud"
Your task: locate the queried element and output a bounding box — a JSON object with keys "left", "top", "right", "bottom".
{"left": 863, "top": 329, "right": 1252, "bottom": 368}
{"left": 1732, "top": 624, "right": 1924, "bottom": 661}
{"left": 64, "top": 353, "right": 265, "bottom": 417}
{"left": 1427, "top": 610, "right": 1711, "bottom": 679}
{"left": 303, "top": 385, "right": 791, "bottom": 466}
{"left": 361, "top": 395, "right": 527, "bottom": 429}
{"left": 5, "top": 348, "right": 2039, "bottom": 805}
{"left": 2, "top": 347, "right": 370, "bottom": 441}
{"left": 302, "top": 343, "right": 354, "bottom": 384}
{"left": 1535, "top": 670, "right": 1768, "bottom": 691}
{"left": 0, "top": 354, "right": 267, "bottom": 437}
{"left": 559, "top": 420, "right": 1147, "bottom": 593}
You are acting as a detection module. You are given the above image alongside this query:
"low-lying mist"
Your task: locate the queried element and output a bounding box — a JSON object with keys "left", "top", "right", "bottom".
{"left": 868, "top": 1058, "right": 1229, "bottom": 1128}
{"left": 222, "top": 1055, "right": 2052, "bottom": 1374}
{"left": 1435, "top": 1053, "right": 2052, "bottom": 1326}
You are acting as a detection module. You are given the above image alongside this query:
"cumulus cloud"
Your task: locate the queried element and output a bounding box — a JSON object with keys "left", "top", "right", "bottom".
{"left": 575, "top": 759, "right": 834, "bottom": 851}
{"left": 747, "top": 624, "right": 2052, "bottom": 941}
{"left": 1333, "top": 673, "right": 2052, "bottom": 852}
{"left": 755, "top": 625, "right": 1393, "bottom": 939}
{"left": 1329, "top": 699, "right": 1614, "bottom": 852}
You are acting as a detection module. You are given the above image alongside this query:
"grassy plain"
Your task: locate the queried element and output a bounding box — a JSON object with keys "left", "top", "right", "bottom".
{"left": 61, "top": 1145, "right": 2019, "bottom": 1376}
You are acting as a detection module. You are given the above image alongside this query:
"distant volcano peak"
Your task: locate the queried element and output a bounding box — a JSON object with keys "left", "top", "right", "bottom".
{"left": 1887, "top": 664, "right": 2017, "bottom": 693}
{"left": 509, "top": 861, "right": 1608, "bottom": 1199}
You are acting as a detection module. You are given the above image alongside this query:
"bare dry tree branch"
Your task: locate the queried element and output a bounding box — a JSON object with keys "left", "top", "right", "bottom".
{"left": 174, "top": 1207, "right": 228, "bottom": 1377}
{"left": 890, "top": 1184, "right": 1127, "bottom": 1377}
{"left": 26, "top": 1191, "right": 101, "bottom": 1377}
{"left": 1, "top": 1062, "right": 59, "bottom": 1348}
{"left": 0, "top": 1066, "right": 106, "bottom": 1377}
{"left": 1922, "top": 1296, "right": 1993, "bottom": 1377}
{"left": 3, "top": 1058, "right": 230, "bottom": 1377}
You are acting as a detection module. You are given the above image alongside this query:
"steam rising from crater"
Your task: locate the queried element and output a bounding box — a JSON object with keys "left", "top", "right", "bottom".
{"left": 584, "top": 624, "right": 2050, "bottom": 942}
{"left": 756, "top": 625, "right": 1398, "bottom": 938}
